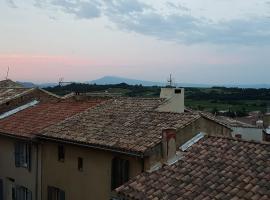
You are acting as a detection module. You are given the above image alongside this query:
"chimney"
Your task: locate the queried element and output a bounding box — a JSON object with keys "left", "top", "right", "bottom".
{"left": 157, "top": 88, "right": 185, "bottom": 113}
{"left": 162, "top": 128, "right": 177, "bottom": 165}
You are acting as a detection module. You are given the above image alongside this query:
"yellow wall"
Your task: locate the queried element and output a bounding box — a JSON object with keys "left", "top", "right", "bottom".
{"left": 0, "top": 136, "right": 39, "bottom": 200}
{"left": 41, "top": 142, "right": 143, "bottom": 200}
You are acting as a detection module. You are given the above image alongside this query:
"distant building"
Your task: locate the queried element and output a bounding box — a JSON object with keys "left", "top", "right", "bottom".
{"left": 0, "top": 79, "right": 60, "bottom": 114}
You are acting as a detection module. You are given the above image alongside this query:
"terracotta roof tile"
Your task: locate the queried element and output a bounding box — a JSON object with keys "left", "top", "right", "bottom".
{"left": 116, "top": 136, "right": 270, "bottom": 199}
{"left": 0, "top": 100, "right": 104, "bottom": 138}
{"left": 40, "top": 98, "right": 201, "bottom": 154}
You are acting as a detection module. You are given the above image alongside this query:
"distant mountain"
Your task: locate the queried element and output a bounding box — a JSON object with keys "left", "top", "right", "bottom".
{"left": 17, "top": 81, "right": 58, "bottom": 88}
{"left": 17, "top": 81, "right": 36, "bottom": 88}
{"left": 38, "top": 83, "right": 58, "bottom": 88}
{"left": 89, "top": 76, "right": 165, "bottom": 86}
{"left": 89, "top": 76, "right": 270, "bottom": 88}
{"left": 16, "top": 76, "right": 270, "bottom": 89}
{"left": 89, "top": 76, "right": 217, "bottom": 88}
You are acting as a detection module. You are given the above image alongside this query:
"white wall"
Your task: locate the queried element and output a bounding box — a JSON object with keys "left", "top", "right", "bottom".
{"left": 232, "top": 127, "right": 263, "bottom": 142}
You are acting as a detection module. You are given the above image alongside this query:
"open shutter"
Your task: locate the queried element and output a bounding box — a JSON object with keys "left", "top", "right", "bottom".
{"left": 15, "top": 142, "right": 20, "bottom": 167}
{"left": 0, "top": 179, "right": 3, "bottom": 200}
{"left": 123, "top": 160, "right": 129, "bottom": 183}
{"left": 59, "top": 189, "right": 65, "bottom": 200}
{"left": 47, "top": 186, "right": 53, "bottom": 200}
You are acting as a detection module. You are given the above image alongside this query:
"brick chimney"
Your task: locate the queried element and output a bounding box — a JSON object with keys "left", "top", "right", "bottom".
{"left": 157, "top": 88, "right": 185, "bottom": 113}
{"left": 162, "top": 128, "right": 177, "bottom": 165}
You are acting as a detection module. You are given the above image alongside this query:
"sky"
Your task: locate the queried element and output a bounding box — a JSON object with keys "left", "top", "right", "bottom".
{"left": 1, "top": 0, "right": 270, "bottom": 84}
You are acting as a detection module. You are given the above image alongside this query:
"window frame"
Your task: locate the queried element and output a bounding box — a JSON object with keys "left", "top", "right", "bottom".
{"left": 15, "top": 142, "right": 31, "bottom": 170}
{"left": 111, "top": 157, "right": 129, "bottom": 190}
{"left": 15, "top": 185, "right": 32, "bottom": 200}
{"left": 48, "top": 186, "right": 65, "bottom": 200}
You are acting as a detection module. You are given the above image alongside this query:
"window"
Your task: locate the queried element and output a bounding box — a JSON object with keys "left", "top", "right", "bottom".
{"left": 78, "top": 157, "right": 83, "bottom": 171}
{"left": 48, "top": 186, "right": 65, "bottom": 200}
{"left": 15, "top": 186, "right": 32, "bottom": 200}
{"left": 58, "top": 145, "right": 65, "bottom": 162}
{"left": 111, "top": 157, "right": 129, "bottom": 190}
{"left": 15, "top": 142, "right": 31, "bottom": 170}
{"left": 175, "top": 89, "right": 182, "bottom": 94}
{"left": 0, "top": 179, "right": 3, "bottom": 200}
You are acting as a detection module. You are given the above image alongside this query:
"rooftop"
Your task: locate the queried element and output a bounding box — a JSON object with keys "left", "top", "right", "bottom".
{"left": 0, "top": 100, "right": 104, "bottom": 138}
{"left": 40, "top": 98, "right": 201, "bottom": 155}
{"left": 0, "top": 87, "right": 35, "bottom": 105}
{"left": 116, "top": 136, "right": 270, "bottom": 200}
{"left": 200, "top": 112, "right": 255, "bottom": 128}
{"left": 0, "top": 79, "right": 24, "bottom": 88}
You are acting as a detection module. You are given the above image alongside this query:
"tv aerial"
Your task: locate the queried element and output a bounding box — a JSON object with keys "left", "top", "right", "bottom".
{"left": 5, "top": 66, "right": 10, "bottom": 80}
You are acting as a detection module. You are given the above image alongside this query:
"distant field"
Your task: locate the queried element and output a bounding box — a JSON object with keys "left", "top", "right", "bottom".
{"left": 45, "top": 83, "right": 270, "bottom": 115}
{"left": 185, "top": 99, "right": 270, "bottom": 113}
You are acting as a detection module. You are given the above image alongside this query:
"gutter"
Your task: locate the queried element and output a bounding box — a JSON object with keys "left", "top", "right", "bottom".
{"left": 37, "top": 135, "right": 144, "bottom": 158}
{"left": 0, "top": 131, "right": 35, "bottom": 142}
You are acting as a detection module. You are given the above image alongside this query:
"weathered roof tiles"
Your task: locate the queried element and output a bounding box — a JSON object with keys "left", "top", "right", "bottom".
{"left": 116, "top": 136, "right": 270, "bottom": 200}
{"left": 0, "top": 100, "right": 104, "bottom": 138}
{"left": 40, "top": 98, "right": 201, "bottom": 154}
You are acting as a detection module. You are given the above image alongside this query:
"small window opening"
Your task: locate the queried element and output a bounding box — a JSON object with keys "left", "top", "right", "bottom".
{"left": 78, "top": 157, "right": 83, "bottom": 171}
{"left": 58, "top": 145, "right": 65, "bottom": 162}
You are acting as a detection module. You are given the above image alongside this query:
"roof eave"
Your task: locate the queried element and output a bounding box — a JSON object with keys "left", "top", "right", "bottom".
{"left": 37, "top": 135, "right": 145, "bottom": 158}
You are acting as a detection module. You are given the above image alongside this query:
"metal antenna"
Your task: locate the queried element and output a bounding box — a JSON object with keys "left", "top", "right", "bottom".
{"left": 58, "top": 77, "right": 74, "bottom": 86}
{"left": 167, "top": 74, "right": 173, "bottom": 87}
{"left": 5, "top": 66, "right": 10, "bottom": 80}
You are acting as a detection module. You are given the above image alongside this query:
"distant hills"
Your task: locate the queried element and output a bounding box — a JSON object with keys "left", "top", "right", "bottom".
{"left": 17, "top": 76, "right": 270, "bottom": 89}
{"left": 88, "top": 76, "right": 165, "bottom": 86}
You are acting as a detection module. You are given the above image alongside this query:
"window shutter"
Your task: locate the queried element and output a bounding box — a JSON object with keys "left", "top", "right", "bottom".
{"left": 15, "top": 142, "right": 21, "bottom": 167}
{"left": 59, "top": 189, "right": 65, "bottom": 200}
{"left": 27, "top": 189, "right": 32, "bottom": 200}
{"left": 27, "top": 144, "right": 32, "bottom": 171}
{"left": 123, "top": 160, "right": 129, "bottom": 183}
{"left": 0, "top": 179, "right": 3, "bottom": 200}
{"left": 47, "top": 186, "right": 53, "bottom": 200}
{"left": 111, "top": 158, "right": 117, "bottom": 190}
{"left": 15, "top": 185, "right": 20, "bottom": 200}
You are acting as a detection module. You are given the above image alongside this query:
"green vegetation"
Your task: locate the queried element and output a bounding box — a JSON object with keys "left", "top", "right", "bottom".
{"left": 45, "top": 83, "right": 270, "bottom": 116}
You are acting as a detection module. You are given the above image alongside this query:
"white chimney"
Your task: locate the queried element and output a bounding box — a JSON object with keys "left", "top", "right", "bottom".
{"left": 157, "top": 88, "right": 185, "bottom": 113}
{"left": 162, "top": 128, "right": 177, "bottom": 165}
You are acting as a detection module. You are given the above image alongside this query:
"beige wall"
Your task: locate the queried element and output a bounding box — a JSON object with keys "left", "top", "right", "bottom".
{"left": 41, "top": 141, "right": 143, "bottom": 200}
{"left": 176, "top": 118, "right": 232, "bottom": 147}
{"left": 0, "top": 136, "right": 39, "bottom": 200}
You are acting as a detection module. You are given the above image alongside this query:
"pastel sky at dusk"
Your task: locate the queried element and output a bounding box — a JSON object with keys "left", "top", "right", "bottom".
{"left": 1, "top": 0, "right": 270, "bottom": 84}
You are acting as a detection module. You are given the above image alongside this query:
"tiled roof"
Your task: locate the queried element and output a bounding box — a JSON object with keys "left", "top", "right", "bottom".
{"left": 40, "top": 98, "right": 201, "bottom": 155}
{"left": 0, "top": 100, "right": 104, "bottom": 138}
{"left": 116, "top": 136, "right": 270, "bottom": 200}
{"left": 0, "top": 79, "right": 24, "bottom": 88}
{"left": 199, "top": 112, "right": 233, "bottom": 129}
{"left": 216, "top": 116, "right": 257, "bottom": 128}
{"left": 0, "top": 88, "right": 35, "bottom": 105}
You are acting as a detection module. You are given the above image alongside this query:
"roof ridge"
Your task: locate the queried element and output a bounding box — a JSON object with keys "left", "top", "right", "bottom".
{"left": 206, "top": 135, "right": 270, "bottom": 146}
